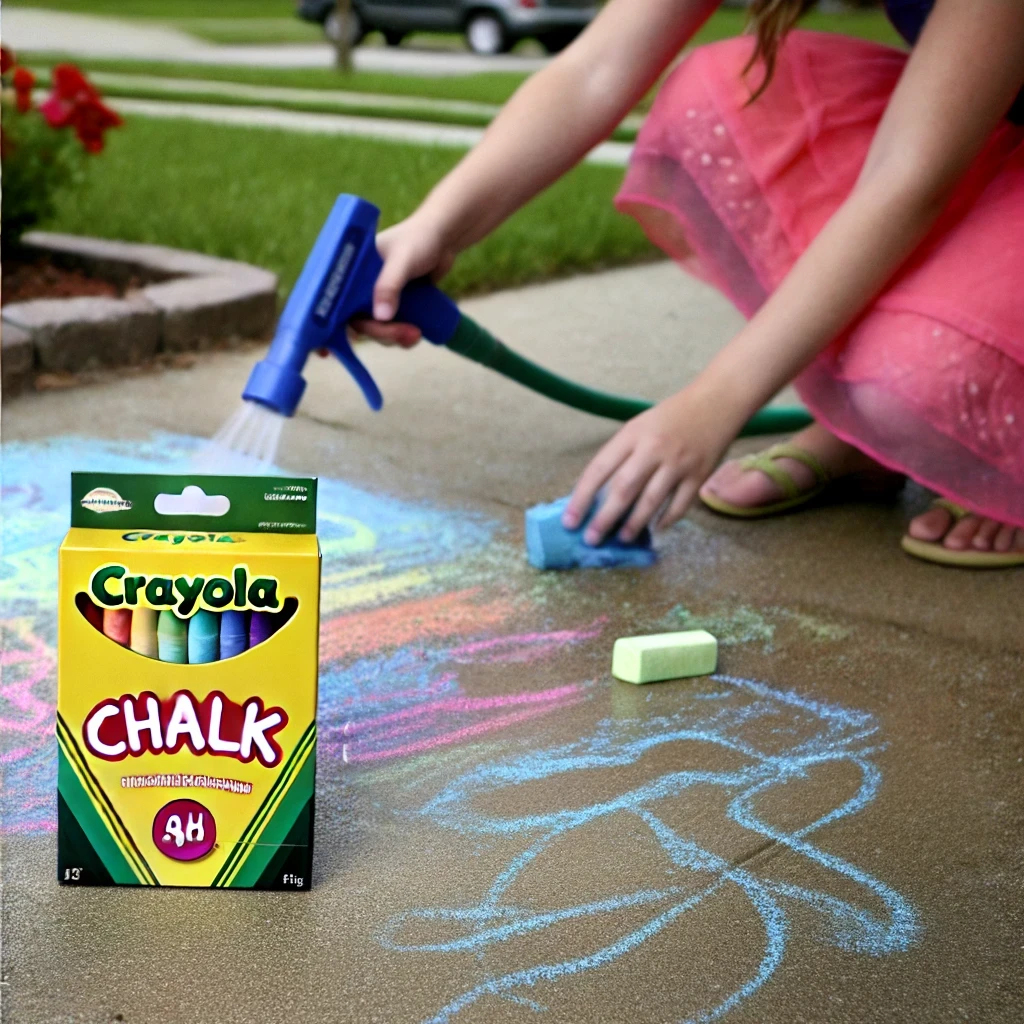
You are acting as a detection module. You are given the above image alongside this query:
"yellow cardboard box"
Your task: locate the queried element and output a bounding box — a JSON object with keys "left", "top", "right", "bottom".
{"left": 57, "top": 473, "right": 320, "bottom": 889}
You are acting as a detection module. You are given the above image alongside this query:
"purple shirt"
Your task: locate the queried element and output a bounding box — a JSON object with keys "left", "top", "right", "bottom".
{"left": 884, "top": 0, "right": 1023, "bottom": 123}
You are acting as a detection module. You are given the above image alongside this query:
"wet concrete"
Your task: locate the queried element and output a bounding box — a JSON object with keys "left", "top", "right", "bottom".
{"left": 2, "top": 264, "right": 1022, "bottom": 1023}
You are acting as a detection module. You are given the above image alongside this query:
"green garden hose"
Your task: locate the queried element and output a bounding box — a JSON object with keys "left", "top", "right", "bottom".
{"left": 447, "top": 313, "right": 813, "bottom": 437}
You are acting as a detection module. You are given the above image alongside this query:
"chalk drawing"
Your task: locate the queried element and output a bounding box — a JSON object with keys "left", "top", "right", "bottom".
{"left": 662, "top": 603, "right": 776, "bottom": 650}
{"left": 2, "top": 433, "right": 918, "bottom": 1024}
{"left": 380, "top": 673, "right": 920, "bottom": 1022}
{"left": 319, "top": 625, "right": 604, "bottom": 765}
{"left": 0, "top": 434, "right": 588, "bottom": 833}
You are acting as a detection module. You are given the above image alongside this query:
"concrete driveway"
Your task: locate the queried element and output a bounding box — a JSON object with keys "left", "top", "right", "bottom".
{"left": 2, "top": 264, "right": 1022, "bottom": 1023}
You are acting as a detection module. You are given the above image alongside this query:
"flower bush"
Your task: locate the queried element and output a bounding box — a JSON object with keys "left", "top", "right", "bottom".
{"left": 1, "top": 47, "right": 123, "bottom": 244}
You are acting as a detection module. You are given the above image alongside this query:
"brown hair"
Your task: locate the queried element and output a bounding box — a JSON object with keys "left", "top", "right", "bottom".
{"left": 745, "top": 0, "right": 816, "bottom": 101}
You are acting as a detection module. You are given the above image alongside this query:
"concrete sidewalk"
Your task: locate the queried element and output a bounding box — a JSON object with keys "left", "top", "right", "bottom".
{"left": 98, "top": 95, "right": 632, "bottom": 166}
{"left": 4, "top": 7, "right": 550, "bottom": 75}
{"left": 2, "top": 263, "right": 1022, "bottom": 1023}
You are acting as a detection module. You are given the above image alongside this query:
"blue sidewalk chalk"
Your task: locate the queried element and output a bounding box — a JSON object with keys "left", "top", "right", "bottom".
{"left": 220, "top": 610, "right": 250, "bottom": 660}
{"left": 187, "top": 609, "right": 220, "bottom": 664}
{"left": 525, "top": 496, "right": 656, "bottom": 570}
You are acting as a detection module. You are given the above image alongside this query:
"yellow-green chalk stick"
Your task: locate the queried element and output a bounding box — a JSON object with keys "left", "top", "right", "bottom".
{"left": 612, "top": 630, "right": 717, "bottom": 684}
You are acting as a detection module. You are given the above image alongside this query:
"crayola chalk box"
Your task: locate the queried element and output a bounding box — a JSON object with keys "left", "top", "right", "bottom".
{"left": 57, "top": 473, "right": 320, "bottom": 890}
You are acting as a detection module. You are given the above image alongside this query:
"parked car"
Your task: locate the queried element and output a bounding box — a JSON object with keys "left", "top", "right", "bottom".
{"left": 297, "top": 0, "right": 598, "bottom": 55}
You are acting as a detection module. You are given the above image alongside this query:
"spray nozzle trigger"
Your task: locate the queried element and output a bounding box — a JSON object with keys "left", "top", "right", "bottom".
{"left": 242, "top": 194, "right": 460, "bottom": 417}
{"left": 324, "top": 332, "right": 383, "bottom": 411}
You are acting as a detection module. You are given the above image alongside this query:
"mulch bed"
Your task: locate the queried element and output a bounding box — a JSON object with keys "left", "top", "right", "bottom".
{"left": 2, "top": 256, "right": 138, "bottom": 305}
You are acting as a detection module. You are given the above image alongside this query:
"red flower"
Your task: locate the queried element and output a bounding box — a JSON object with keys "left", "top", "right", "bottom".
{"left": 12, "top": 67, "right": 35, "bottom": 113}
{"left": 52, "top": 64, "right": 99, "bottom": 102}
{"left": 68, "top": 95, "right": 123, "bottom": 153}
{"left": 1, "top": 47, "right": 15, "bottom": 75}
{"left": 39, "top": 93, "right": 73, "bottom": 129}
{"left": 39, "top": 63, "right": 122, "bottom": 152}
{"left": 41, "top": 64, "right": 99, "bottom": 126}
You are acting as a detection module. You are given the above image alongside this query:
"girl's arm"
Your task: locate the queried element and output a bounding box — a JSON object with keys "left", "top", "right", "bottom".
{"left": 368, "top": 0, "right": 721, "bottom": 323}
{"left": 572, "top": 0, "right": 1024, "bottom": 543}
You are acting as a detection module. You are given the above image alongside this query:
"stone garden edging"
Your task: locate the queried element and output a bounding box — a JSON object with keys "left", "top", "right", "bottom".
{"left": 2, "top": 233, "right": 278, "bottom": 396}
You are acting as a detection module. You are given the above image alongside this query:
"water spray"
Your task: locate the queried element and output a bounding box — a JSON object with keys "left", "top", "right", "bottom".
{"left": 204, "top": 194, "right": 811, "bottom": 470}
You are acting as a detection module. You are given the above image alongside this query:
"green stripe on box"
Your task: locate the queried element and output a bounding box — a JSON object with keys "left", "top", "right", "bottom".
{"left": 212, "top": 723, "right": 316, "bottom": 887}
{"left": 70, "top": 473, "right": 318, "bottom": 532}
{"left": 226, "top": 751, "right": 316, "bottom": 889}
{"left": 57, "top": 744, "right": 144, "bottom": 885}
{"left": 57, "top": 714, "right": 159, "bottom": 885}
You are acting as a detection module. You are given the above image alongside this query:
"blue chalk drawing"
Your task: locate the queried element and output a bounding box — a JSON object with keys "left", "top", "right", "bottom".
{"left": 380, "top": 674, "right": 921, "bottom": 1022}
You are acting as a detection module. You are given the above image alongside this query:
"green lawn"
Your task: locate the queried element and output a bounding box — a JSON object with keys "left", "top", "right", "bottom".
{"left": 42, "top": 117, "right": 656, "bottom": 297}
{"left": 692, "top": 8, "right": 902, "bottom": 47}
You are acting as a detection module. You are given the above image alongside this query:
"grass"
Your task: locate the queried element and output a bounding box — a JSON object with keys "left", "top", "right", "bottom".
{"left": 22, "top": 54, "right": 532, "bottom": 106}
{"left": 692, "top": 8, "right": 902, "bottom": 47}
{"left": 42, "top": 117, "right": 657, "bottom": 297}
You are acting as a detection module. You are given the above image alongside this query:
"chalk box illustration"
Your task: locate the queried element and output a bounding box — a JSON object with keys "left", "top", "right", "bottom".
{"left": 57, "top": 473, "right": 321, "bottom": 890}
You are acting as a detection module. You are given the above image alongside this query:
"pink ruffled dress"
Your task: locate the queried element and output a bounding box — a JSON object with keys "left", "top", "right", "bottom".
{"left": 616, "top": 22, "right": 1024, "bottom": 528}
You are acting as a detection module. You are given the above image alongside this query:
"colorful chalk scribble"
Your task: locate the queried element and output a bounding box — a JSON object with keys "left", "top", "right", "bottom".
{"left": 0, "top": 433, "right": 594, "bottom": 833}
{"left": 1, "top": 433, "right": 919, "bottom": 1022}
{"left": 380, "top": 673, "right": 920, "bottom": 1022}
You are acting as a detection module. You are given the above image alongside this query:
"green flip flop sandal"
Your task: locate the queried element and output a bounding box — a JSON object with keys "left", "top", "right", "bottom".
{"left": 699, "top": 442, "right": 831, "bottom": 519}
{"left": 901, "top": 499, "right": 1024, "bottom": 568}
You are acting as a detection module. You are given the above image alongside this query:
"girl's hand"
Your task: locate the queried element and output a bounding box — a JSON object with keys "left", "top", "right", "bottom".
{"left": 562, "top": 383, "right": 746, "bottom": 545}
{"left": 349, "top": 211, "right": 458, "bottom": 349}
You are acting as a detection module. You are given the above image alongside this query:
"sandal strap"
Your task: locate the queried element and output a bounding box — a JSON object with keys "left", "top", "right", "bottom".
{"left": 738, "top": 443, "right": 831, "bottom": 500}
{"left": 932, "top": 498, "right": 971, "bottom": 521}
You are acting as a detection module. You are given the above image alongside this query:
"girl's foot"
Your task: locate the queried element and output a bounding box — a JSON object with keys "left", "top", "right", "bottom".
{"left": 699, "top": 423, "right": 901, "bottom": 512}
{"left": 906, "top": 503, "right": 1024, "bottom": 555}
{"left": 701, "top": 423, "right": 1023, "bottom": 560}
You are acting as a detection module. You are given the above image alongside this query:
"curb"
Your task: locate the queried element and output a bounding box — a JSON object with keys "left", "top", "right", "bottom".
{"left": 1, "top": 233, "right": 278, "bottom": 396}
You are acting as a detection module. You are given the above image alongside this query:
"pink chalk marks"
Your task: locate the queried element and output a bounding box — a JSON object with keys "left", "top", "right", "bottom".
{"left": 347, "top": 683, "right": 588, "bottom": 764}
{"left": 1, "top": 620, "right": 57, "bottom": 833}
{"left": 322, "top": 622, "right": 607, "bottom": 765}
{"left": 450, "top": 622, "right": 605, "bottom": 664}
{"left": 1, "top": 620, "right": 55, "bottom": 762}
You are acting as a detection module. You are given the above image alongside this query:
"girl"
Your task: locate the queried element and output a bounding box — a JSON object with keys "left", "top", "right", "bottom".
{"left": 356, "top": 0, "right": 1024, "bottom": 568}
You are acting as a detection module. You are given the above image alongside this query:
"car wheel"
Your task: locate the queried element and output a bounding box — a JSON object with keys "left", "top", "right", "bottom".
{"left": 465, "top": 13, "right": 507, "bottom": 56}
{"left": 324, "top": 8, "right": 364, "bottom": 47}
{"left": 382, "top": 29, "right": 405, "bottom": 47}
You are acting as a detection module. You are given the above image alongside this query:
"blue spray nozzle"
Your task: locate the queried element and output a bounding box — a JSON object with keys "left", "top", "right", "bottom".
{"left": 244, "top": 196, "right": 816, "bottom": 442}
{"left": 243, "top": 194, "right": 460, "bottom": 417}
